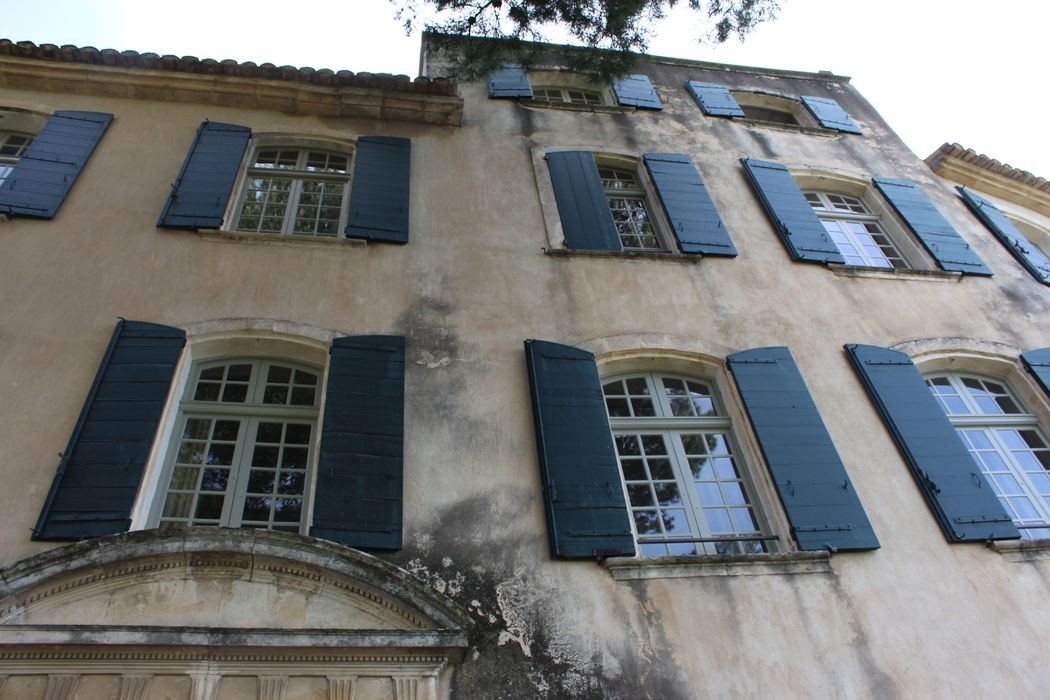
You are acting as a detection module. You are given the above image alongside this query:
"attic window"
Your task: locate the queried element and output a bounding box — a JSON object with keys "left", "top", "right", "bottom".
{"left": 739, "top": 105, "right": 797, "bottom": 125}
{"left": 732, "top": 92, "right": 816, "bottom": 128}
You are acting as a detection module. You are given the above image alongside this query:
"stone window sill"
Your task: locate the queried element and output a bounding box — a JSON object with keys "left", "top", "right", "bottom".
{"left": 989, "top": 538, "right": 1050, "bottom": 562}
{"left": 545, "top": 247, "right": 703, "bottom": 264}
{"left": 602, "top": 550, "right": 831, "bottom": 581}
{"left": 519, "top": 101, "right": 635, "bottom": 116}
{"left": 735, "top": 118, "right": 837, "bottom": 137}
{"left": 828, "top": 264, "right": 963, "bottom": 283}
{"left": 184, "top": 228, "right": 368, "bottom": 249}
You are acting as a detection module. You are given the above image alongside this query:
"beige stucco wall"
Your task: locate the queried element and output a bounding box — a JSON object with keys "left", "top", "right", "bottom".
{"left": 1, "top": 49, "right": 1048, "bottom": 698}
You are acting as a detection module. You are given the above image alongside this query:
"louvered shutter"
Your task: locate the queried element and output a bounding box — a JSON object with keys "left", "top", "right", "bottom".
{"left": 546, "top": 151, "right": 621, "bottom": 251}
{"left": 34, "top": 321, "right": 185, "bottom": 540}
{"left": 156, "top": 121, "right": 251, "bottom": 230}
{"left": 488, "top": 65, "right": 533, "bottom": 98}
{"left": 0, "top": 110, "right": 112, "bottom": 219}
{"left": 643, "top": 153, "right": 736, "bottom": 256}
{"left": 345, "top": 136, "right": 411, "bottom": 244}
{"left": 741, "top": 158, "right": 844, "bottom": 264}
{"left": 612, "top": 75, "right": 662, "bottom": 110}
{"left": 685, "top": 81, "right": 744, "bottom": 117}
{"left": 727, "top": 347, "right": 879, "bottom": 551}
{"left": 524, "top": 340, "right": 635, "bottom": 558}
{"left": 845, "top": 344, "right": 1018, "bottom": 542}
{"left": 1021, "top": 349, "right": 1050, "bottom": 399}
{"left": 311, "top": 335, "right": 405, "bottom": 550}
{"left": 873, "top": 178, "right": 992, "bottom": 276}
{"left": 799, "top": 96, "right": 862, "bottom": 134}
{"left": 957, "top": 187, "right": 1050, "bottom": 285}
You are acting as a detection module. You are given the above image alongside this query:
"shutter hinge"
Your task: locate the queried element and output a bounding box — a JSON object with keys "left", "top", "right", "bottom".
{"left": 953, "top": 515, "right": 1011, "bottom": 525}
{"left": 794, "top": 524, "right": 853, "bottom": 533}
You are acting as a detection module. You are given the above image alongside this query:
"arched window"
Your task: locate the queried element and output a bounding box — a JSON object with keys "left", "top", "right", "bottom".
{"left": 233, "top": 145, "right": 353, "bottom": 236}
{"left": 601, "top": 373, "right": 770, "bottom": 556}
{"left": 803, "top": 190, "right": 907, "bottom": 268}
{"left": 153, "top": 357, "right": 321, "bottom": 532}
{"left": 925, "top": 373, "right": 1050, "bottom": 538}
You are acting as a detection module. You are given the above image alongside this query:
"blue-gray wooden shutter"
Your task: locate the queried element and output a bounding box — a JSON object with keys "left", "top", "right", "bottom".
{"left": 741, "top": 158, "right": 844, "bottom": 264}
{"left": 488, "top": 65, "right": 533, "bottom": 98}
{"left": 872, "top": 178, "right": 992, "bottom": 276}
{"left": 311, "top": 335, "right": 405, "bottom": 550}
{"left": 643, "top": 153, "right": 736, "bottom": 256}
{"left": 156, "top": 121, "right": 251, "bottom": 230}
{"left": 845, "top": 344, "right": 1019, "bottom": 542}
{"left": 1021, "top": 348, "right": 1050, "bottom": 399}
{"left": 546, "top": 151, "right": 621, "bottom": 251}
{"left": 612, "top": 74, "right": 663, "bottom": 110}
{"left": 33, "top": 320, "right": 185, "bottom": 540}
{"left": 524, "top": 339, "right": 635, "bottom": 558}
{"left": 957, "top": 187, "right": 1050, "bottom": 285}
{"left": 0, "top": 110, "right": 112, "bottom": 219}
{"left": 346, "top": 136, "right": 411, "bottom": 244}
{"left": 727, "top": 347, "right": 879, "bottom": 551}
{"left": 799, "top": 96, "right": 862, "bottom": 134}
{"left": 685, "top": 81, "right": 744, "bottom": 117}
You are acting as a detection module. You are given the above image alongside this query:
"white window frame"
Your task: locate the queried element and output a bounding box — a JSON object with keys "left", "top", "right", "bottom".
{"left": 531, "top": 86, "right": 604, "bottom": 106}
{"left": 595, "top": 156, "right": 667, "bottom": 252}
{"left": 230, "top": 141, "right": 356, "bottom": 237}
{"left": 145, "top": 352, "right": 321, "bottom": 533}
{"left": 0, "top": 130, "right": 33, "bottom": 185}
{"left": 602, "top": 371, "right": 775, "bottom": 556}
{"left": 804, "top": 190, "right": 909, "bottom": 269}
{"left": 926, "top": 372, "right": 1050, "bottom": 539}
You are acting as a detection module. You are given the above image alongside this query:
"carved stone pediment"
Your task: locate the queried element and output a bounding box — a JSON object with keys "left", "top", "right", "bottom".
{"left": 0, "top": 529, "right": 467, "bottom": 634}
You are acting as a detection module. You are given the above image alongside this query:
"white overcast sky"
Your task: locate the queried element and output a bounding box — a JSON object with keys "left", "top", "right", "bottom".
{"left": 5, "top": 0, "right": 1048, "bottom": 177}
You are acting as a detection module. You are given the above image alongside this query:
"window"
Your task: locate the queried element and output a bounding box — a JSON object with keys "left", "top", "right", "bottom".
{"left": 601, "top": 373, "right": 769, "bottom": 556}
{"left": 531, "top": 86, "right": 603, "bottom": 106}
{"left": 233, "top": 146, "right": 352, "bottom": 237}
{"left": 804, "top": 191, "right": 907, "bottom": 268}
{"left": 0, "top": 130, "right": 33, "bottom": 184}
{"left": 740, "top": 105, "right": 797, "bottom": 125}
{"left": 732, "top": 92, "right": 816, "bottom": 127}
{"left": 926, "top": 373, "right": 1050, "bottom": 539}
{"left": 597, "top": 164, "right": 662, "bottom": 250}
{"left": 154, "top": 358, "right": 320, "bottom": 532}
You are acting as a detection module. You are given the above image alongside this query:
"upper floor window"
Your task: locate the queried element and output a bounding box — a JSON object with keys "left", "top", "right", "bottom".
{"left": 926, "top": 373, "right": 1050, "bottom": 539}
{"left": 532, "top": 86, "right": 603, "bottom": 106}
{"left": 602, "top": 373, "right": 770, "bottom": 556}
{"left": 0, "top": 130, "right": 33, "bottom": 185}
{"left": 804, "top": 191, "right": 907, "bottom": 269}
{"left": 154, "top": 358, "right": 320, "bottom": 532}
{"left": 233, "top": 147, "right": 352, "bottom": 237}
{"left": 597, "top": 163, "right": 662, "bottom": 250}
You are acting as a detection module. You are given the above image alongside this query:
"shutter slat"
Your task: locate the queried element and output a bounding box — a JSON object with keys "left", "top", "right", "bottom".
{"left": 525, "top": 340, "right": 635, "bottom": 559}
{"left": 345, "top": 136, "right": 411, "bottom": 244}
{"left": 643, "top": 153, "right": 736, "bottom": 256}
{"left": 487, "top": 65, "right": 533, "bottom": 98}
{"left": 872, "top": 178, "right": 992, "bottom": 276}
{"left": 728, "top": 347, "right": 879, "bottom": 551}
{"left": 0, "top": 110, "right": 113, "bottom": 219}
{"left": 799, "top": 96, "right": 862, "bottom": 134}
{"left": 844, "top": 344, "right": 1018, "bottom": 542}
{"left": 546, "top": 151, "right": 622, "bottom": 251}
{"left": 741, "top": 158, "right": 844, "bottom": 264}
{"left": 311, "top": 335, "right": 405, "bottom": 550}
{"left": 612, "top": 75, "right": 662, "bottom": 110}
{"left": 156, "top": 121, "right": 251, "bottom": 230}
{"left": 685, "top": 81, "right": 745, "bottom": 117}
{"left": 34, "top": 320, "right": 186, "bottom": 540}
{"left": 957, "top": 187, "right": 1050, "bottom": 285}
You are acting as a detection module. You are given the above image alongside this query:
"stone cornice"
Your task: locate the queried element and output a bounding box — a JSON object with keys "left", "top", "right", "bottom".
{"left": 926, "top": 143, "right": 1050, "bottom": 217}
{"left": 0, "top": 40, "right": 463, "bottom": 126}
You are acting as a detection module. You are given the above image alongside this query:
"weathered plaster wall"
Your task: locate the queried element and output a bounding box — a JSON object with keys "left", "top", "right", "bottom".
{"left": 0, "top": 51, "right": 1048, "bottom": 698}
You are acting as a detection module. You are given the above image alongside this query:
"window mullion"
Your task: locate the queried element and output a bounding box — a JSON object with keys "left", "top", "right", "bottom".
{"left": 284, "top": 178, "right": 305, "bottom": 234}
{"left": 668, "top": 431, "right": 710, "bottom": 540}
{"left": 224, "top": 416, "right": 258, "bottom": 528}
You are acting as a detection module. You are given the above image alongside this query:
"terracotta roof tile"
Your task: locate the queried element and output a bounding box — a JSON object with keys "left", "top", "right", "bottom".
{"left": 927, "top": 142, "right": 1050, "bottom": 195}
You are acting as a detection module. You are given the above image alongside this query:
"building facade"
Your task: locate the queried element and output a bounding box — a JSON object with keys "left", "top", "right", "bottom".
{"left": 0, "top": 33, "right": 1048, "bottom": 698}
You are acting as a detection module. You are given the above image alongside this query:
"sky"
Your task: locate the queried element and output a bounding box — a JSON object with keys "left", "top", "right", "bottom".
{"left": 5, "top": 0, "right": 1048, "bottom": 178}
